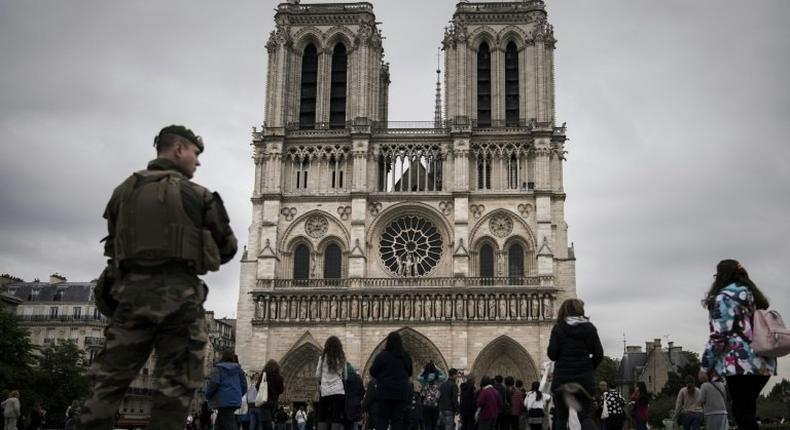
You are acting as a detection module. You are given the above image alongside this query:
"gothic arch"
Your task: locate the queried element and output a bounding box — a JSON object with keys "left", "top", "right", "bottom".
{"left": 468, "top": 26, "right": 497, "bottom": 52}
{"left": 470, "top": 235, "right": 499, "bottom": 278}
{"left": 469, "top": 335, "right": 539, "bottom": 384}
{"left": 292, "top": 27, "right": 324, "bottom": 54}
{"left": 469, "top": 208, "right": 536, "bottom": 251}
{"left": 280, "top": 338, "right": 322, "bottom": 403}
{"left": 497, "top": 26, "right": 528, "bottom": 51}
{"left": 316, "top": 235, "right": 348, "bottom": 279}
{"left": 361, "top": 327, "right": 448, "bottom": 381}
{"left": 280, "top": 209, "right": 351, "bottom": 252}
{"left": 284, "top": 235, "right": 315, "bottom": 254}
{"left": 324, "top": 26, "right": 355, "bottom": 53}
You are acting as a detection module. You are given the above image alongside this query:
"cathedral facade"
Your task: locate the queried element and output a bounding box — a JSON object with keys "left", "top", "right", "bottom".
{"left": 236, "top": 0, "right": 575, "bottom": 403}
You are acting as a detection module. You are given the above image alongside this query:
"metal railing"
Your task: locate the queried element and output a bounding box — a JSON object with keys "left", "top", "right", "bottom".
{"left": 84, "top": 336, "right": 105, "bottom": 347}
{"left": 17, "top": 314, "right": 107, "bottom": 323}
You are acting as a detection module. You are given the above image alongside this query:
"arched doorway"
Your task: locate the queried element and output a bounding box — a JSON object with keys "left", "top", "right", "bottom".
{"left": 470, "top": 335, "right": 539, "bottom": 384}
{"left": 280, "top": 342, "right": 321, "bottom": 404}
{"left": 362, "top": 327, "right": 448, "bottom": 381}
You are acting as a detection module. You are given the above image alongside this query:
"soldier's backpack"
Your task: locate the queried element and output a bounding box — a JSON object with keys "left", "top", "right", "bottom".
{"left": 114, "top": 169, "right": 219, "bottom": 274}
{"left": 422, "top": 383, "right": 440, "bottom": 408}
{"left": 752, "top": 309, "right": 790, "bottom": 357}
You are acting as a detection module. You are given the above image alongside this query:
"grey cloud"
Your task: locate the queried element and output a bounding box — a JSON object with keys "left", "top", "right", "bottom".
{"left": 1, "top": 0, "right": 789, "bottom": 382}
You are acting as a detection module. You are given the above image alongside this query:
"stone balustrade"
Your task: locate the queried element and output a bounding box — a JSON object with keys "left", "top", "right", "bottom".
{"left": 251, "top": 281, "right": 556, "bottom": 324}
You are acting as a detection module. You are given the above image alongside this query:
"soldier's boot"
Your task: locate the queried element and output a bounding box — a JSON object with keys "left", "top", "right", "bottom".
{"left": 318, "top": 422, "right": 330, "bottom": 430}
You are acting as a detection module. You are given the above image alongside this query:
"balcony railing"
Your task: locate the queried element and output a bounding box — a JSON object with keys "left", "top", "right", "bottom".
{"left": 84, "top": 336, "right": 105, "bottom": 347}
{"left": 16, "top": 314, "right": 108, "bottom": 323}
{"left": 257, "top": 276, "right": 552, "bottom": 291}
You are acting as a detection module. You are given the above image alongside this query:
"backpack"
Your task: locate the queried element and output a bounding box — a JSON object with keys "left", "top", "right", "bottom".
{"left": 422, "top": 383, "right": 440, "bottom": 408}
{"left": 752, "top": 309, "right": 790, "bottom": 357}
{"left": 114, "top": 170, "right": 219, "bottom": 274}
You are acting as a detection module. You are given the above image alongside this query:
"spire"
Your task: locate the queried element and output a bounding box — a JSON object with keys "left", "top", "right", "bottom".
{"left": 434, "top": 47, "right": 442, "bottom": 128}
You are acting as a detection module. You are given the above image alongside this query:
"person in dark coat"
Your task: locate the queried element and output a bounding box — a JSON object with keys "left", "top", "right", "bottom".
{"left": 493, "top": 376, "right": 509, "bottom": 430}
{"left": 256, "top": 359, "right": 286, "bottom": 430}
{"left": 362, "top": 379, "right": 379, "bottom": 430}
{"left": 547, "top": 298, "right": 604, "bottom": 430}
{"left": 459, "top": 376, "right": 477, "bottom": 430}
{"left": 370, "top": 331, "right": 414, "bottom": 430}
{"left": 438, "top": 368, "right": 460, "bottom": 430}
{"left": 344, "top": 364, "right": 366, "bottom": 430}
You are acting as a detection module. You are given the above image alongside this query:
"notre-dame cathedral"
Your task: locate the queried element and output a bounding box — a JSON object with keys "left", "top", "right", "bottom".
{"left": 236, "top": 0, "right": 575, "bottom": 403}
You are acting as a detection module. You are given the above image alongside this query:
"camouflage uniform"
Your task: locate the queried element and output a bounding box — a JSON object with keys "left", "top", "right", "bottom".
{"left": 81, "top": 151, "right": 237, "bottom": 430}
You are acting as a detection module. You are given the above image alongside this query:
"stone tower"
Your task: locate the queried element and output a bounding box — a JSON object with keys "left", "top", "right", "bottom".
{"left": 237, "top": 0, "right": 574, "bottom": 404}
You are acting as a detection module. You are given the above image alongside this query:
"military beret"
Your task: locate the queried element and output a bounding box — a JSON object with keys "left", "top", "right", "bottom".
{"left": 155, "top": 124, "right": 204, "bottom": 153}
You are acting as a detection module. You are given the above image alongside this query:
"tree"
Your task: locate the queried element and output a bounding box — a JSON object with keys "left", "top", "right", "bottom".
{"left": 660, "top": 351, "right": 700, "bottom": 397}
{"left": 767, "top": 379, "right": 790, "bottom": 401}
{"left": 29, "top": 340, "right": 91, "bottom": 428}
{"left": 594, "top": 356, "right": 620, "bottom": 387}
{"left": 0, "top": 309, "right": 34, "bottom": 390}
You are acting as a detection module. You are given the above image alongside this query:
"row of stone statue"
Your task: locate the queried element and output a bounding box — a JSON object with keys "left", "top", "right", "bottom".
{"left": 253, "top": 292, "right": 555, "bottom": 323}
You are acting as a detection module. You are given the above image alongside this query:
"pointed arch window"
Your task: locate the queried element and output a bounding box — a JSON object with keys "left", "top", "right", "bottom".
{"left": 480, "top": 243, "right": 494, "bottom": 279}
{"left": 508, "top": 243, "right": 524, "bottom": 282}
{"left": 323, "top": 244, "right": 342, "bottom": 279}
{"left": 477, "top": 42, "right": 491, "bottom": 127}
{"left": 299, "top": 44, "right": 318, "bottom": 130}
{"left": 505, "top": 42, "right": 520, "bottom": 126}
{"left": 329, "top": 43, "right": 347, "bottom": 129}
{"left": 293, "top": 244, "right": 310, "bottom": 280}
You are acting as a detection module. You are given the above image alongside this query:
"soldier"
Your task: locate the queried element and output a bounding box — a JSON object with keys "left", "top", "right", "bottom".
{"left": 81, "top": 125, "right": 238, "bottom": 429}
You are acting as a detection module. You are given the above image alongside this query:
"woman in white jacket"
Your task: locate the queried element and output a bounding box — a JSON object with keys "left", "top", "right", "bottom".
{"left": 316, "top": 336, "right": 348, "bottom": 430}
{"left": 524, "top": 382, "right": 551, "bottom": 430}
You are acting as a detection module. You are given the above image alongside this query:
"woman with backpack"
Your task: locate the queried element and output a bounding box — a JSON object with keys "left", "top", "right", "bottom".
{"left": 317, "top": 336, "right": 349, "bottom": 430}
{"left": 524, "top": 382, "right": 550, "bottom": 430}
{"left": 700, "top": 259, "right": 776, "bottom": 430}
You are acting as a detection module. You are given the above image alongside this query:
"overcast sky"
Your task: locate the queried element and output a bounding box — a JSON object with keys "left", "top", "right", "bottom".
{"left": 1, "top": 0, "right": 788, "bottom": 384}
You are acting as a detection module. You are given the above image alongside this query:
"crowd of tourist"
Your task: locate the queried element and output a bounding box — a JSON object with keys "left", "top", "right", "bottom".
{"left": 0, "top": 259, "right": 784, "bottom": 430}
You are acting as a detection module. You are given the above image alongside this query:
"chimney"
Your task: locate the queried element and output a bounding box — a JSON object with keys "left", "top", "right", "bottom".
{"left": 645, "top": 341, "right": 653, "bottom": 353}
{"left": 668, "top": 341, "right": 674, "bottom": 350}
{"left": 626, "top": 345, "right": 642, "bottom": 353}
{"left": 50, "top": 273, "right": 67, "bottom": 283}
{"left": 654, "top": 338, "right": 662, "bottom": 349}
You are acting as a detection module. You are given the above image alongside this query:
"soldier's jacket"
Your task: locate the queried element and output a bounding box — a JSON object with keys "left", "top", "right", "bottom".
{"left": 103, "top": 157, "right": 238, "bottom": 271}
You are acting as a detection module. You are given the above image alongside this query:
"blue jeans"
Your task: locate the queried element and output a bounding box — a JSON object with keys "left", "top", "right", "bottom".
{"left": 681, "top": 412, "right": 704, "bottom": 430}
{"left": 439, "top": 411, "right": 455, "bottom": 430}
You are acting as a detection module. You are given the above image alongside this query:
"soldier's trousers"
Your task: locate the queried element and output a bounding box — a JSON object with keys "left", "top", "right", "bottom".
{"left": 81, "top": 271, "right": 208, "bottom": 430}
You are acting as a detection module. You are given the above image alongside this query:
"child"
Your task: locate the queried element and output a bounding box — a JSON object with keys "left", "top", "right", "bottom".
{"left": 697, "top": 373, "right": 728, "bottom": 430}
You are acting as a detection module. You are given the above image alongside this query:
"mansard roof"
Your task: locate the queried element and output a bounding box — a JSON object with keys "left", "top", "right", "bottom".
{"left": 1, "top": 281, "right": 95, "bottom": 303}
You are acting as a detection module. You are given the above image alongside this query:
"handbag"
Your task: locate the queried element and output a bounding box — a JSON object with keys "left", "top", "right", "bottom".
{"left": 600, "top": 393, "right": 609, "bottom": 419}
{"left": 752, "top": 309, "right": 790, "bottom": 357}
{"left": 255, "top": 372, "right": 269, "bottom": 407}
{"left": 538, "top": 361, "right": 554, "bottom": 394}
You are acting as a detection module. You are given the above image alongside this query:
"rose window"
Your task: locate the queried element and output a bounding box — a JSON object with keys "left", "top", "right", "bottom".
{"left": 379, "top": 216, "right": 443, "bottom": 277}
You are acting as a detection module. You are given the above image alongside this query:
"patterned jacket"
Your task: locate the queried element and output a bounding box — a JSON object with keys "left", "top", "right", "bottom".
{"left": 701, "top": 283, "right": 777, "bottom": 380}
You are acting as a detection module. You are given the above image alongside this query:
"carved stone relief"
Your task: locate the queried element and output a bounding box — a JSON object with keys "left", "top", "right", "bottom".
{"left": 305, "top": 214, "right": 328, "bottom": 238}
{"left": 470, "top": 204, "right": 486, "bottom": 220}
{"left": 281, "top": 207, "right": 297, "bottom": 221}
{"left": 489, "top": 214, "right": 513, "bottom": 238}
